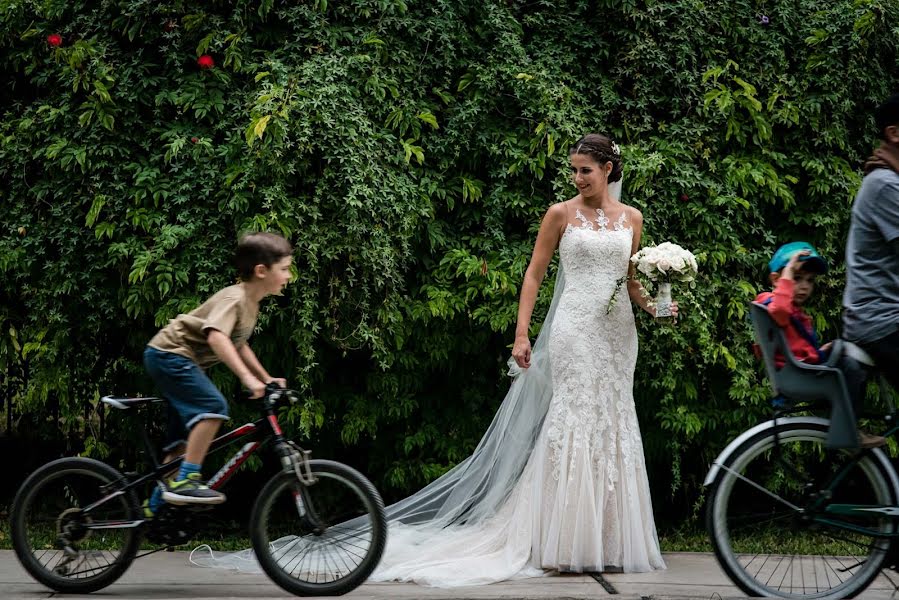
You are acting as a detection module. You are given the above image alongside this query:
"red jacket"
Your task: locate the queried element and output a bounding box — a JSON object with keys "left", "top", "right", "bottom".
{"left": 755, "top": 278, "right": 823, "bottom": 368}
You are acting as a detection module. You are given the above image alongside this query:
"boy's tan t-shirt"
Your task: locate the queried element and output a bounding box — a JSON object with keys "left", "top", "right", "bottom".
{"left": 148, "top": 284, "right": 259, "bottom": 369}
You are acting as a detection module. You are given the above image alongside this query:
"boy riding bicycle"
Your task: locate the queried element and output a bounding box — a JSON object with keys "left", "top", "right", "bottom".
{"left": 143, "top": 232, "right": 293, "bottom": 514}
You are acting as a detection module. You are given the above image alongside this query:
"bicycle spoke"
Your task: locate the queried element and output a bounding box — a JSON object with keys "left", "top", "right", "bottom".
{"left": 12, "top": 461, "right": 138, "bottom": 593}
{"left": 718, "top": 462, "right": 801, "bottom": 511}
{"left": 709, "top": 424, "right": 892, "bottom": 599}
{"left": 252, "top": 463, "right": 385, "bottom": 595}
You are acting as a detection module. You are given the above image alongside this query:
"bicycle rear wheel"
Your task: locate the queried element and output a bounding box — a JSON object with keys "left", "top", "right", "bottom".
{"left": 707, "top": 421, "right": 895, "bottom": 599}
{"left": 10, "top": 457, "right": 142, "bottom": 593}
{"left": 250, "top": 459, "right": 386, "bottom": 596}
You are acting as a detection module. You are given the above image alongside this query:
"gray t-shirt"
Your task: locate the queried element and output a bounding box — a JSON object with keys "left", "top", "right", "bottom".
{"left": 843, "top": 167, "right": 899, "bottom": 343}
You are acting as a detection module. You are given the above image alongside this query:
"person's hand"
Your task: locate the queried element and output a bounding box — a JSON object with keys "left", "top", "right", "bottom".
{"left": 243, "top": 376, "right": 266, "bottom": 399}
{"left": 268, "top": 377, "right": 287, "bottom": 388}
{"left": 820, "top": 341, "right": 834, "bottom": 354}
{"left": 512, "top": 336, "right": 532, "bottom": 369}
{"left": 651, "top": 301, "right": 679, "bottom": 321}
{"left": 783, "top": 250, "right": 811, "bottom": 277}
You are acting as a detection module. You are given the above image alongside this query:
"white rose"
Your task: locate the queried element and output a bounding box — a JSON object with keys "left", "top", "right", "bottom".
{"left": 657, "top": 258, "right": 671, "bottom": 272}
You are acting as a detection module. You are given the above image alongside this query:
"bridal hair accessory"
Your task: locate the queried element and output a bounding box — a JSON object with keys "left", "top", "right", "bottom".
{"left": 611, "top": 141, "right": 621, "bottom": 155}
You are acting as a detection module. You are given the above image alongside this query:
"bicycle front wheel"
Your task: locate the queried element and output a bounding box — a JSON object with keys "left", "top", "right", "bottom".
{"left": 10, "top": 457, "right": 141, "bottom": 594}
{"left": 707, "top": 421, "right": 895, "bottom": 599}
{"left": 250, "top": 459, "right": 387, "bottom": 596}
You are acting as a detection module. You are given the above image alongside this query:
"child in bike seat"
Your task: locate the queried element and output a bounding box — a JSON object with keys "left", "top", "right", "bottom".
{"left": 754, "top": 241, "right": 883, "bottom": 448}
{"left": 142, "top": 232, "right": 293, "bottom": 515}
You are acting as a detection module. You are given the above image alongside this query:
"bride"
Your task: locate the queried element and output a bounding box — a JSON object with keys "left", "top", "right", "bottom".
{"left": 195, "top": 133, "right": 669, "bottom": 585}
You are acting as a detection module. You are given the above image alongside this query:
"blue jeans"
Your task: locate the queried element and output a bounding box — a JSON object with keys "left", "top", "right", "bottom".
{"left": 143, "top": 347, "right": 229, "bottom": 446}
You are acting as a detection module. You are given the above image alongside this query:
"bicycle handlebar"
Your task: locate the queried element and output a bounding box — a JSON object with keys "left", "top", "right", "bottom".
{"left": 241, "top": 383, "right": 301, "bottom": 406}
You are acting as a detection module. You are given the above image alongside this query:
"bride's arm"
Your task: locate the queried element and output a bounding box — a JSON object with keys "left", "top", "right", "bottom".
{"left": 512, "top": 204, "right": 565, "bottom": 368}
{"left": 626, "top": 209, "right": 655, "bottom": 316}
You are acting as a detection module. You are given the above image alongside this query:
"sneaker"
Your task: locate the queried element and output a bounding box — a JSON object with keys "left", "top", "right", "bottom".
{"left": 859, "top": 431, "right": 887, "bottom": 449}
{"left": 162, "top": 473, "right": 226, "bottom": 505}
{"left": 142, "top": 499, "right": 155, "bottom": 519}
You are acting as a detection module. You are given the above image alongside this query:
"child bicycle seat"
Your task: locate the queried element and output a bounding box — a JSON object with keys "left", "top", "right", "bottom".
{"left": 749, "top": 302, "right": 859, "bottom": 448}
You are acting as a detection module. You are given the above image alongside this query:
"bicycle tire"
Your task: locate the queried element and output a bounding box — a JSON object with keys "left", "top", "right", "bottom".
{"left": 707, "top": 421, "right": 895, "bottom": 599}
{"left": 250, "top": 459, "right": 387, "bottom": 596}
{"left": 10, "top": 457, "right": 141, "bottom": 594}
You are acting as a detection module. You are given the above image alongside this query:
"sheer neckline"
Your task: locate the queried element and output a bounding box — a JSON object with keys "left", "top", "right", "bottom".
{"left": 562, "top": 207, "right": 631, "bottom": 236}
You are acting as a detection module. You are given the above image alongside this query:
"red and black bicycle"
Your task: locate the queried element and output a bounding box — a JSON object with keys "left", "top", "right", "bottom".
{"left": 9, "top": 384, "right": 387, "bottom": 596}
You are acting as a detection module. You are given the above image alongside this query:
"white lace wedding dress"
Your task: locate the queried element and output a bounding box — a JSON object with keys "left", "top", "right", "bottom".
{"left": 193, "top": 205, "right": 665, "bottom": 586}
{"left": 369, "top": 207, "right": 665, "bottom": 585}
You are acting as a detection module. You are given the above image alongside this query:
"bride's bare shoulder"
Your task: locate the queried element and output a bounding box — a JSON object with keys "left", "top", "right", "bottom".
{"left": 622, "top": 203, "right": 643, "bottom": 224}
{"left": 544, "top": 200, "right": 571, "bottom": 221}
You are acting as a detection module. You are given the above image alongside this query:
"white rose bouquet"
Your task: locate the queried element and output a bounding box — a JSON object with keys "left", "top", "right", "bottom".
{"left": 631, "top": 242, "right": 698, "bottom": 284}
{"left": 629, "top": 242, "right": 698, "bottom": 317}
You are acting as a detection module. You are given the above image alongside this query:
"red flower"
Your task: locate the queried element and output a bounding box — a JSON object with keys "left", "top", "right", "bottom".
{"left": 197, "top": 54, "right": 215, "bottom": 69}
{"left": 680, "top": 193, "right": 690, "bottom": 202}
{"left": 190, "top": 137, "right": 199, "bottom": 144}
{"left": 47, "top": 34, "right": 62, "bottom": 47}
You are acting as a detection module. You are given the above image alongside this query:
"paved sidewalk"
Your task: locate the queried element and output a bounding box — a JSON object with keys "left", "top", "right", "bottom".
{"left": 3, "top": 550, "right": 899, "bottom": 599}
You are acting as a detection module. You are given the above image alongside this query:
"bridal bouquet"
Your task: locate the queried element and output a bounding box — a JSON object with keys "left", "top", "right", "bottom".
{"left": 631, "top": 242, "right": 698, "bottom": 284}
{"left": 630, "top": 242, "right": 698, "bottom": 317}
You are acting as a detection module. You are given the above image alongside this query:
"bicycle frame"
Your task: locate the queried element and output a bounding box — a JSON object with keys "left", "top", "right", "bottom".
{"left": 804, "top": 416, "right": 899, "bottom": 535}
{"left": 83, "top": 392, "right": 295, "bottom": 519}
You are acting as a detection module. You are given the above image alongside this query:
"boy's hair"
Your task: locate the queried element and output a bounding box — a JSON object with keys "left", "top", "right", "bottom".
{"left": 235, "top": 232, "right": 293, "bottom": 280}
{"left": 875, "top": 93, "right": 899, "bottom": 139}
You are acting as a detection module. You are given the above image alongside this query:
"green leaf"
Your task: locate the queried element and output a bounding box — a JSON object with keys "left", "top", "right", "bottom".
{"left": 254, "top": 115, "right": 272, "bottom": 140}
{"left": 85, "top": 196, "right": 106, "bottom": 227}
{"left": 196, "top": 33, "right": 214, "bottom": 56}
{"left": 416, "top": 111, "right": 439, "bottom": 130}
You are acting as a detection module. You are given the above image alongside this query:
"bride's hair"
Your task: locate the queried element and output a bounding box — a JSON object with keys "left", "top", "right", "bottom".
{"left": 569, "top": 133, "right": 623, "bottom": 183}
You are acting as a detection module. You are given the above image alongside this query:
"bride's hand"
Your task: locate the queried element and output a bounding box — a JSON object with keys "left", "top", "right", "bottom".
{"left": 652, "top": 301, "right": 679, "bottom": 321}
{"left": 670, "top": 301, "right": 679, "bottom": 320}
{"left": 512, "top": 336, "right": 532, "bottom": 369}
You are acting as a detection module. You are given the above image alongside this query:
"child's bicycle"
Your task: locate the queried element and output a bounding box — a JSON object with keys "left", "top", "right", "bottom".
{"left": 9, "top": 384, "right": 387, "bottom": 597}
{"left": 704, "top": 303, "right": 899, "bottom": 600}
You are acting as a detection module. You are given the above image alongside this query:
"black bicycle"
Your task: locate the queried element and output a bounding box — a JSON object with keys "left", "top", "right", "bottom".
{"left": 9, "top": 384, "right": 387, "bottom": 596}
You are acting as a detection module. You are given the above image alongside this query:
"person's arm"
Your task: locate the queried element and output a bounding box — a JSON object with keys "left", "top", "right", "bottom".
{"left": 625, "top": 209, "right": 679, "bottom": 318}
{"left": 766, "top": 279, "right": 795, "bottom": 327}
{"left": 237, "top": 343, "right": 270, "bottom": 382}
{"left": 237, "top": 344, "right": 285, "bottom": 387}
{"left": 207, "top": 330, "right": 265, "bottom": 398}
{"left": 626, "top": 209, "right": 653, "bottom": 315}
{"left": 767, "top": 251, "right": 806, "bottom": 327}
{"left": 512, "top": 204, "right": 566, "bottom": 368}
{"left": 873, "top": 182, "right": 899, "bottom": 250}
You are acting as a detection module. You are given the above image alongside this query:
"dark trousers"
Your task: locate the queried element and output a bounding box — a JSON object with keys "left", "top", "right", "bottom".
{"left": 859, "top": 326, "right": 899, "bottom": 393}
{"left": 837, "top": 353, "right": 867, "bottom": 417}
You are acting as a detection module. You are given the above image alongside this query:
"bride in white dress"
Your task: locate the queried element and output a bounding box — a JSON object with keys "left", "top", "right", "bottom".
{"left": 194, "top": 133, "right": 669, "bottom": 586}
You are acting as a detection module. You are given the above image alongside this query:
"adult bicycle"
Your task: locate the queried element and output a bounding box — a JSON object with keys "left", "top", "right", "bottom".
{"left": 705, "top": 302, "right": 899, "bottom": 599}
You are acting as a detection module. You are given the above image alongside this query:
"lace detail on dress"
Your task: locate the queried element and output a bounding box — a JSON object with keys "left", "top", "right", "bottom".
{"left": 565, "top": 208, "right": 631, "bottom": 237}
{"left": 546, "top": 219, "right": 639, "bottom": 492}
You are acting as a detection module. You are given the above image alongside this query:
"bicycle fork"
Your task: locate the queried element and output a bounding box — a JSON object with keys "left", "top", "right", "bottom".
{"left": 277, "top": 441, "right": 326, "bottom": 535}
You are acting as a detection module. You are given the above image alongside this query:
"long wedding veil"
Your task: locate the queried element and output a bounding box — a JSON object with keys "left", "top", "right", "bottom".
{"left": 191, "top": 179, "right": 624, "bottom": 571}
